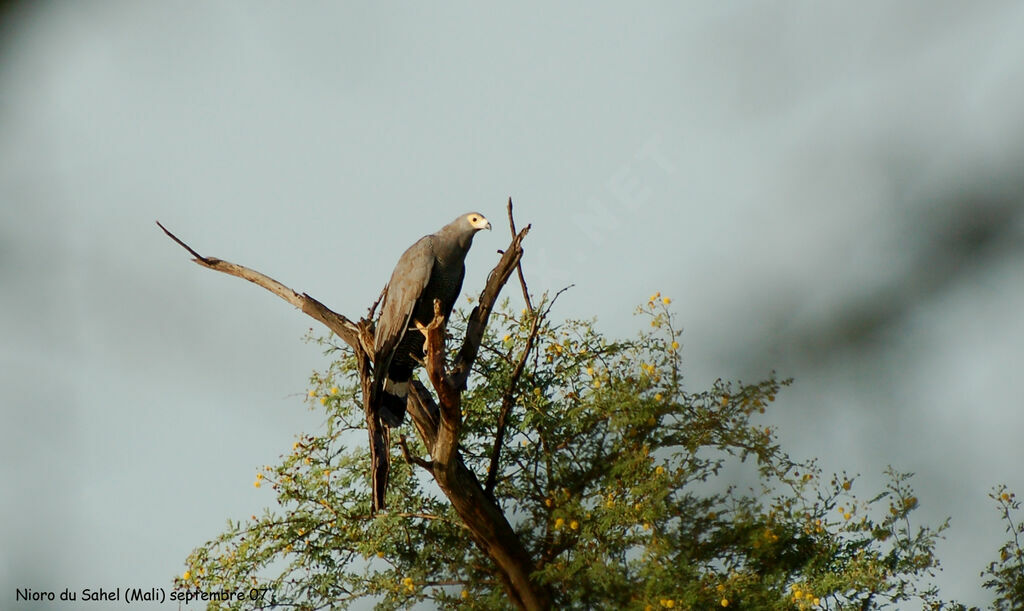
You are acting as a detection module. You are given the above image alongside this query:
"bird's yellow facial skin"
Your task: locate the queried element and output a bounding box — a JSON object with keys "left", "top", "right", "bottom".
{"left": 467, "top": 213, "right": 492, "bottom": 231}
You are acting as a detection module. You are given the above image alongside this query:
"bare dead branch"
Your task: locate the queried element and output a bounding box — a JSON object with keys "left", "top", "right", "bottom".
{"left": 367, "top": 286, "right": 387, "bottom": 321}
{"left": 485, "top": 308, "right": 543, "bottom": 497}
{"left": 397, "top": 434, "right": 432, "bottom": 471}
{"left": 156, "top": 221, "right": 364, "bottom": 351}
{"left": 451, "top": 225, "right": 530, "bottom": 389}
{"left": 506, "top": 198, "right": 534, "bottom": 312}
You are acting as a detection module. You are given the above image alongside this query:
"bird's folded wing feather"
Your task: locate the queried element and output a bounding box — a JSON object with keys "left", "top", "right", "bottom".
{"left": 374, "top": 235, "right": 435, "bottom": 374}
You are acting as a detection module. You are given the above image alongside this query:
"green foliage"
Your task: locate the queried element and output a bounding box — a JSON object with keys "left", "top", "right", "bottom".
{"left": 981, "top": 486, "right": 1024, "bottom": 610}
{"left": 178, "top": 295, "right": 999, "bottom": 609}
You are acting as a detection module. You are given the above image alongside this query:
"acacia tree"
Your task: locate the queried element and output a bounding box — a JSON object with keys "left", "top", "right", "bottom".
{"left": 163, "top": 210, "right": 1022, "bottom": 610}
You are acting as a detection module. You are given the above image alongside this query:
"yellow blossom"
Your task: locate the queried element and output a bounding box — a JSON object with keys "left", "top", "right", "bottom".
{"left": 304, "top": 457, "right": 311, "bottom": 465}
{"left": 570, "top": 520, "right": 579, "bottom": 530}
{"left": 813, "top": 598, "right": 820, "bottom": 605}
{"left": 521, "top": 439, "right": 529, "bottom": 447}
{"left": 586, "top": 366, "right": 595, "bottom": 376}
{"left": 554, "top": 518, "right": 565, "bottom": 529}
{"left": 670, "top": 341, "right": 679, "bottom": 351}
{"left": 533, "top": 387, "right": 542, "bottom": 396}
{"left": 655, "top": 465, "right": 665, "bottom": 475}
{"left": 330, "top": 386, "right": 339, "bottom": 395}
{"left": 654, "top": 393, "right": 663, "bottom": 402}
{"left": 643, "top": 522, "right": 651, "bottom": 531}
{"left": 319, "top": 396, "right": 327, "bottom": 405}
{"left": 842, "top": 480, "right": 851, "bottom": 490}
{"left": 659, "top": 599, "right": 674, "bottom": 608}
{"left": 544, "top": 498, "right": 553, "bottom": 507}
{"left": 503, "top": 334, "right": 511, "bottom": 342}
{"left": 323, "top": 470, "right": 331, "bottom": 479}
{"left": 402, "top": 577, "right": 415, "bottom": 592}
{"left": 307, "top": 389, "right": 316, "bottom": 397}
{"left": 182, "top": 570, "right": 191, "bottom": 581}
{"left": 662, "top": 297, "right": 671, "bottom": 304}
{"left": 650, "top": 292, "right": 661, "bottom": 301}
{"left": 461, "top": 590, "right": 469, "bottom": 599}
{"left": 253, "top": 480, "right": 261, "bottom": 488}
{"left": 293, "top": 441, "right": 300, "bottom": 450}
{"left": 256, "top": 472, "right": 264, "bottom": 480}
{"left": 721, "top": 599, "right": 729, "bottom": 608}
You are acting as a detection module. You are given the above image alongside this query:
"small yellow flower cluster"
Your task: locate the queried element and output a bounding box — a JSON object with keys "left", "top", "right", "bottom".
{"left": 790, "top": 583, "right": 820, "bottom": 607}
{"left": 253, "top": 472, "right": 264, "bottom": 488}
{"left": 659, "top": 598, "right": 675, "bottom": 608}
{"left": 330, "top": 386, "right": 339, "bottom": 395}
{"left": 654, "top": 465, "right": 665, "bottom": 475}
{"left": 401, "top": 577, "right": 415, "bottom": 593}
{"left": 554, "top": 517, "right": 565, "bottom": 529}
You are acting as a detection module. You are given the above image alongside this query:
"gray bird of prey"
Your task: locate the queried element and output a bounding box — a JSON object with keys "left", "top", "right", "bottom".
{"left": 372, "top": 212, "right": 492, "bottom": 426}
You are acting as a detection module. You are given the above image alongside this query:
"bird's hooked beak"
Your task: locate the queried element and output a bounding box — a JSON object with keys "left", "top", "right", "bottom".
{"left": 484, "top": 220, "right": 492, "bottom": 231}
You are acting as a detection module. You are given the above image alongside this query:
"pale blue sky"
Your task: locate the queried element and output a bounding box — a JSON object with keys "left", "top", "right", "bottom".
{"left": 2, "top": 3, "right": 1023, "bottom": 608}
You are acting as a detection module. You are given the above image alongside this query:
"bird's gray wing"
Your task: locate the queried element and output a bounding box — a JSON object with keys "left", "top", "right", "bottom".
{"left": 374, "top": 235, "right": 435, "bottom": 377}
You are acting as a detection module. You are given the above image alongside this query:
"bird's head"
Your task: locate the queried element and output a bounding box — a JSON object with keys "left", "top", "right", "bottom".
{"left": 464, "top": 212, "right": 492, "bottom": 232}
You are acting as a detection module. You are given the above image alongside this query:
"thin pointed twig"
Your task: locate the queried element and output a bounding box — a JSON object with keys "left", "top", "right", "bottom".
{"left": 367, "top": 286, "right": 387, "bottom": 320}
{"left": 506, "top": 198, "right": 534, "bottom": 312}
{"left": 485, "top": 308, "right": 543, "bottom": 497}
{"left": 156, "top": 221, "right": 208, "bottom": 262}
